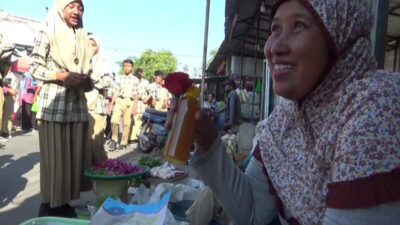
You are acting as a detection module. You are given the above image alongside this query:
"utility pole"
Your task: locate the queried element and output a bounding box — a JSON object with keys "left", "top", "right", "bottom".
{"left": 200, "top": 0, "right": 210, "bottom": 106}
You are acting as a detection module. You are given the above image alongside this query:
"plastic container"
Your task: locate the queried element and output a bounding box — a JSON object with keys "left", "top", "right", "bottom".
{"left": 84, "top": 166, "right": 149, "bottom": 206}
{"left": 164, "top": 86, "right": 200, "bottom": 164}
{"left": 19, "top": 217, "right": 89, "bottom": 225}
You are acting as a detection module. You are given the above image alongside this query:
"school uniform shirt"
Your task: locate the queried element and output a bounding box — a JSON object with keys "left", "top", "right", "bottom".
{"left": 137, "top": 78, "right": 150, "bottom": 100}
{"left": 29, "top": 31, "right": 90, "bottom": 122}
{"left": 113, "top": 74, "right": 139, "bottom": 100}
{"left": 149, "top": 82, "right": 171, "bottom": 101}
{"left": 86, "top": 72, "right": 112, "bottom": 115}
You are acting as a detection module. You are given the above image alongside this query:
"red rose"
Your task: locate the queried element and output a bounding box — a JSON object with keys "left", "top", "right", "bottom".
{"left": 163, "top": 72, "right": 193, "bottom": 95}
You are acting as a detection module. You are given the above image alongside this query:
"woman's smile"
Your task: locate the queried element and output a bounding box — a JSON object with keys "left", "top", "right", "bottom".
{"left": 271, "top": 61, "right": 296, "bottom": 80}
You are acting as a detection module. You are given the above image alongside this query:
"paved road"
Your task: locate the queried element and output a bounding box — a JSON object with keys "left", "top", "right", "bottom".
{"left": 0, "top": 130, "right": 137, "bottom": 225}
{"left": 0, "top": 129, "right": 191, "bottom": 225}
{"left": 0, "top": 131, "right": 41, "bottom": 225}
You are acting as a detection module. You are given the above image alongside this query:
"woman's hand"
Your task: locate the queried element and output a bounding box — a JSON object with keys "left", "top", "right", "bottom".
{"left": 64, "top": 72, "right": 93, "bottom": 92}
{"left": 56, "top": 72, "right": 69, "bottom": 81}
{"left": 194, "top": 110, "right": 218, "bottom": 154}
{"left": 165, "top": 97, "right": 217, "bottom": 155}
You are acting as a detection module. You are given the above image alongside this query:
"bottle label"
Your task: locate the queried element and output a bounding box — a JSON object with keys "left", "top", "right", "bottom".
{"left": 168, "top": 98, "right": 188, "bottom": 156}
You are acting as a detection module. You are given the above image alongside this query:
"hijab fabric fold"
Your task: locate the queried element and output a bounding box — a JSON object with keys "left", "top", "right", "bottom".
{"left": 85, "top": 34, "right": 110, "bottom": 111}
{"left": 44, "top": 0, "right": 92, "bottom": 74}
{"left": 87, "top": 34, "right": 110, "bottom": 77}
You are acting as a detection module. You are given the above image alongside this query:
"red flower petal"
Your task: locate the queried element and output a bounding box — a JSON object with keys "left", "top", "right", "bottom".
{"left": 164, "top": 72, "right": 193, "bottom": 95}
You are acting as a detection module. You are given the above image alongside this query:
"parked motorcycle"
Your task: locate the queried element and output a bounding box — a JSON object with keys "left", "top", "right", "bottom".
{"left": 137, "top": 108, "right": 168, "bottom": 153}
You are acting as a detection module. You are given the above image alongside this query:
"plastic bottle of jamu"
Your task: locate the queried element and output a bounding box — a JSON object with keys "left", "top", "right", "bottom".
{"left": 164, "top": 86, "right": 200, "bottom": 164}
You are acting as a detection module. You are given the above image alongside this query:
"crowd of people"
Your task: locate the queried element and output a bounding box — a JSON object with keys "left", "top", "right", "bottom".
{"left": 0, "top": 0, "right": 172, "bottom": 217}
{"left": 106, "top": 61, "right": 171, "bottom": 152}
{"left": 0, "top": 66, "right": 39, "bottom": 142}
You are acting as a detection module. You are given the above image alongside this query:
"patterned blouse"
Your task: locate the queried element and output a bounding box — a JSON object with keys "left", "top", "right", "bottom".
{"left": 258, "top": 1, "right": 400, "bottom": 224}
{"left": 30, "top": 31, "right": 90, "bottom": 122}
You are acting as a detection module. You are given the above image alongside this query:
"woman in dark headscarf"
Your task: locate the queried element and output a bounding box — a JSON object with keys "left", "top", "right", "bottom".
{"left": 166, "top": 0, "right": 400, "bottom": 224}
{"left": 30, "top": 0, "right": 94, "bottom": 217}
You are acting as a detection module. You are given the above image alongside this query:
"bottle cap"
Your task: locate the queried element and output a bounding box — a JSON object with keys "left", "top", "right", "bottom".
{"left": 186, "top": 86, "right": 200, "bottom": 99}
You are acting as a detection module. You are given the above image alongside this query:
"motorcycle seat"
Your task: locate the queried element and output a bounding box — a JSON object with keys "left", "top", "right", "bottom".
{"left": 145, "top": 108, "right": 168, "bottom": 117}
{"left": 142, "top": 112, "right": 167, "bottom": 124}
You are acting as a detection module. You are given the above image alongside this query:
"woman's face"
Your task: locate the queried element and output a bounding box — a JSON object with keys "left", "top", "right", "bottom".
{"left": 265, "top": 0, "right": 329, "bottom": 100}
{"left": 64, "top": 1, "right": 83, "bottom": 27}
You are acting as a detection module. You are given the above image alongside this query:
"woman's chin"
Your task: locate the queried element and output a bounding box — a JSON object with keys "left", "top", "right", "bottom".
{"left": 273, "top": 85, "right": 296, "bottom": 100}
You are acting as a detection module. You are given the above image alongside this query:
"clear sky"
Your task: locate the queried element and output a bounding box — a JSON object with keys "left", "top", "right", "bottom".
{"left": 0, "top": 0, "right": 225, "bottom": 74}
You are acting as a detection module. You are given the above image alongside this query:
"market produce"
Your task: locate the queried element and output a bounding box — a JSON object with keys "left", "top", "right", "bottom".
{"left": 92, "top": 159, "right": 144, "bottom": 176}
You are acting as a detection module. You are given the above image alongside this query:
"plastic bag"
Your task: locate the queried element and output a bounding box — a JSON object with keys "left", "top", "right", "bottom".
{"left": 31, "top": 101, "right": 38, "bottom": 113}
{"left": 90, "top": 192, "right": 171, "bottom": 225}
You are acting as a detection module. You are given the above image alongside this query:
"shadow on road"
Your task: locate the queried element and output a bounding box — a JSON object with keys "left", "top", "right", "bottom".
{"left": 0, "top": 152, "right": 40, "bottom": 209}
{"left": 0, "top": 192, "right": 41, "bottom": 224}
{"left": 12, "top": 129, "right": 34, "bottom": 138}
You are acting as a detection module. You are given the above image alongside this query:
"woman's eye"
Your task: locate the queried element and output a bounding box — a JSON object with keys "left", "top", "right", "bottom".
{"left": 271, "top": 24, "right": 281, "bottom": 33}
{"left": 295, "top": 21, "right": 305, "bottom": 29}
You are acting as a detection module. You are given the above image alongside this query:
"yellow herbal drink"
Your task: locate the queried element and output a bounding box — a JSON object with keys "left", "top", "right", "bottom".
{"left": 164, "top": 86, "right": 200, "bottom": 164}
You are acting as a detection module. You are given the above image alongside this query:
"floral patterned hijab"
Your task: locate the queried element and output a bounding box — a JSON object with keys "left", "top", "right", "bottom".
{"left": 258, "top": 0, "right": 400, "bottom": 224}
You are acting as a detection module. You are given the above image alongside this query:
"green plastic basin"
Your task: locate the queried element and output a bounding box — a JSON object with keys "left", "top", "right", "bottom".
{"left": 19, "top": 217, "right": 89, "bottom": 225}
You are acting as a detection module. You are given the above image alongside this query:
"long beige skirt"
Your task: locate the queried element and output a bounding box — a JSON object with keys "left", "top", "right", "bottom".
{"left": 38, "top": 120, "right": 92, "bottom": 208}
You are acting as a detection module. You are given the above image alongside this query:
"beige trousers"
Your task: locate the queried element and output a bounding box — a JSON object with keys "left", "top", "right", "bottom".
{"left": 111, "top": 98, "right": 133, "bottom": 146}
{"left": 88, "top": 113, "right": 108, "bottom": 162}
{"left": 2, "top": 95, "right": 14, "bottom": 134}
{"left": 0, "top": 90, "right": 4, "bottom": 134}
{"left": 154, "top": 100, "right": 168, "bottom": 112}
{"left": 38, "top": 120, "right": 92, "bottom": 208}
{"left": 130, "top": 101, "right": 148, "bottom": 141}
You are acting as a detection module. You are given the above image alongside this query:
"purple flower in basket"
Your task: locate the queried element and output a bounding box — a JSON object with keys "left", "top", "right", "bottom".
{"left": 92, "top": 159, "right": 144, "bottom": 176}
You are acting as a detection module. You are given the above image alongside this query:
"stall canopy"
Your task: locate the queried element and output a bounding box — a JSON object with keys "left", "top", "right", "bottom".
{"left": 0, "top": 10, "right": 43, "bottom": 58}
{"left": 207, "top": 0, "right": 271, "bottom": 76}
{"left": 209, "top": 0, "right": 400, "bottom": 75}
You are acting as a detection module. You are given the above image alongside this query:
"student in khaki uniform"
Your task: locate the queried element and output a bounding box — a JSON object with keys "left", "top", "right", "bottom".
{"left": 130, "top": 68, "right": 150, "bottom": 142}
{"left": 85, "top": 34, "right": 111, "bottom": 162}
{"left": 149, "top": 71, "right": 171, "bottom": 112}
{"left": 2, "top": 68, "right": 19, "bottom": 138}
{"left": 108, "top": 59, "right": 139, "bottom": 151}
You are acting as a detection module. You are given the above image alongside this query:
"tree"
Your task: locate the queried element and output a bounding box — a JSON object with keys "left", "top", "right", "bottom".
{"left": 117, "top": 49, "right": 178, "bottom": 82}
{"left": 206, "top": 49, "right": 218, "bottom": 68}
{"left": 192, "top": 67, "right": 198, "bottom": 78}
{"left": 182, "top": 64, "right": 189, "bottom": 74}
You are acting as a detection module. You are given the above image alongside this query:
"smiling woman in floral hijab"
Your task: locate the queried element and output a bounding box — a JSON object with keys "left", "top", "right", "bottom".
{"left": 167, "top": 0, "right": 400, "bottom": 224}
{"left": 30, "top": 0, "right": 95, "bottom": 218}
